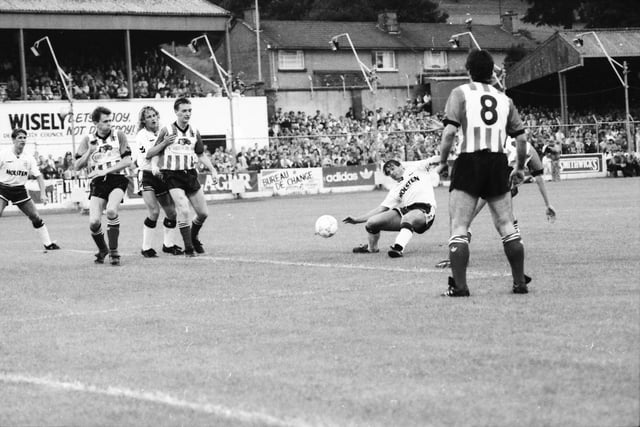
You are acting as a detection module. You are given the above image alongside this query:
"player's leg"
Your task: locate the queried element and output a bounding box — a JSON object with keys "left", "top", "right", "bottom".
{"left": 169, "top": 187, "right": 195, "bottom": 255}
{"left": 187, "top": 188, "right": 208, "bottom": 254}
{"left": 486, "top": 193, "right": 527, "bottom": 293}
{"left": 353, "top": 210, "right": 400, "bottom": 253}
{"left": 157, "top": 193, "right": 182, "bottom": 254}
{"left": 388, "top": 207, "right": 434, "bottom": 258}
{"left": 105, "top": 187, "right": 126, "bottom": 265}
{"left": 17, "top": 199, "right": 58, "bottom": 249}
{"left": 141, "top": 189, "right": 161, "bottom": 256}
{"left": 88, "top": 196, "right": 109, "bottom": 263}
{"left": 0, "top": 197, "right": 8, "bottom": 216}
{"left": 447, "top": 189, "right": 477, "bottom": 294}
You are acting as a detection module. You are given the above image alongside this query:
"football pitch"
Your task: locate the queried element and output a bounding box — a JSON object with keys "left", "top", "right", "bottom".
{"left": 1, "top": 177, "right": 639, "bottom": 427}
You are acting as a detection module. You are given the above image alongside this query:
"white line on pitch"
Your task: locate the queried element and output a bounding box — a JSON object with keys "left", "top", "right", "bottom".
{"left": 46, "top": 248, "right": 509, "bottom": 278}
{"left": 0, "top": 372, "right": 308, "bottom": 427}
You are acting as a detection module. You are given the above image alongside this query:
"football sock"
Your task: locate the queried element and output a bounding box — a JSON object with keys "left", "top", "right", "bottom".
{"left": 106, "top": 216, "right": 120, "bottom": 252}
{"left": 142, "top": 217, "right": 157, "bottom": 250}
{"left": 90, "top": 225, "right": 108, "bottom": 252}
{"left": 179, "top": 221, "right": 193, "bottom": 250}
{"left": 503, "top": 232, "right": 525, "bottom": 286}
{"left": 163, "top": 218, "right": 177, "bottom": 247}
{"left": 394, "top": 226, "right": 413, "bottom": 250}
{"left": 32, "top": 218, "right": 53, "bottom": 246}
{"left": 449, "top": 234, "right": 470, "bottom": 289}
{"left": 191, "top": 216, "right": 206, "bottom": 242}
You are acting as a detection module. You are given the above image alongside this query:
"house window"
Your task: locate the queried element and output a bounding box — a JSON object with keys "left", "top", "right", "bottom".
{"left": 424, "top": 50, "right": 448, "bottom": 70}
{"left": 373, "top": 51, "right": 396, "bottom": 71}
{"left": 278, "top": 50, "right": 304, "bottom": 70}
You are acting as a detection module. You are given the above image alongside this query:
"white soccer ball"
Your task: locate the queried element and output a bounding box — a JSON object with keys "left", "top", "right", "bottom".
{"left": 315, "top": 215, "right": 338, "bottom": 238}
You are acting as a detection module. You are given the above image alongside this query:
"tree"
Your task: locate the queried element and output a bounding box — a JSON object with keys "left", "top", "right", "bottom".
{"left": 521, "top": 0, "right": 640, "bottom": 29}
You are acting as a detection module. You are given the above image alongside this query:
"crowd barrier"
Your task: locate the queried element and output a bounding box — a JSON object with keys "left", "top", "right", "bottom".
{"left": 11, "top": 154, "right": 606, "bottom": 212}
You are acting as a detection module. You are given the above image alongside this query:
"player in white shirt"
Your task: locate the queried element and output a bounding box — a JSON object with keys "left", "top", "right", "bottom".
{"left": 0, "top": 128, "right": 60, "bottom": 250}
{"left": 134, "top": 106, "right": 182, "bottom": 257}
{"left": 343, "top": 159, "right": 437, "bottom": 258}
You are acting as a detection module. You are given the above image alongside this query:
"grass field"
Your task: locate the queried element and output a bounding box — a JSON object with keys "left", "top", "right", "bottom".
{"left": 1, "top": 177, "right": 639, "bottom": 427}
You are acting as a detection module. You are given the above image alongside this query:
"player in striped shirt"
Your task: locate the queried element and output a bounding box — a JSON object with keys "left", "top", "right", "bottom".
{"left": 343, "top": 159, "right": 437, "bottom": 258}
{"left": 74, "top": 106, "right": 132, "bottom": 266}
{"left": 145, "top": 97, "right": 218, "bottom": 257}
{"left": 435, "top": 49, "right": 529, "bottom": 296}
{"left": 0, "top": 128, "right": 60, "bottom": 250}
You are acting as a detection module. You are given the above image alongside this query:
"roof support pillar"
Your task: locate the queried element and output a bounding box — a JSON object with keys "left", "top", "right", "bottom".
{"left": 18, "top": 28, "right": 27, "bottom": 100}
{"left": 125, "top": 29, "right": 133, "bottom": 99}
{"left": 558, "top": 71, "right": 568, "bottom": 126}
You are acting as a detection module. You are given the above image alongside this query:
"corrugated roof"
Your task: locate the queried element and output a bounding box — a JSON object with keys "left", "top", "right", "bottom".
{"left": 506, "top": 28, "right": 640, "bottom": 88}
{"left": 558, "top": 28, "right": 640, "bottom": 58}
{"left": 0, "top": 0, "right": 229, "bottom": 16}
{"left": 258, "top": 20, "right": 535, "bottom": 51}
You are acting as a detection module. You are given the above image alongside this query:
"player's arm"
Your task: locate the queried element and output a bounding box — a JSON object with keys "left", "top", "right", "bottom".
{"left": 29, "top": 158, "right": 47, "bottom": 204}
{"left": 342, "top": 205, "right": 390, "bottom": 224}
{"left": 528, "top": 149, "right": 556, "bottom": 221}
{"left": 506, "top": 99, "right": 527, "bottom": 187}
{"left": 436, "top": 87, "right": 463, "bottom": 176}
{"left": 145, "top": 127, "right": 173, "bottom": 159}
{"left": 194, "top": 131, "right": 218, "bottom": 185}
{"left": 73, "top": 136, "right": 93, "bottom": 170}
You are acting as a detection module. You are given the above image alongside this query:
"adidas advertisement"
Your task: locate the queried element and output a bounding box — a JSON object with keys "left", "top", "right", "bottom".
{"left": 322, "top": 165, "right": 376, "bottom": 187}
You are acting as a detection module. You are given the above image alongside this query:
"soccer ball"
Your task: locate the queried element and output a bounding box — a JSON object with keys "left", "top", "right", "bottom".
{"left": 315, "top": 215, "right": 338, "bottom": 238}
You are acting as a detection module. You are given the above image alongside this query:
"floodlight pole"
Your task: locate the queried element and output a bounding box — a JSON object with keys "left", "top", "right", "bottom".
{"left": 189, "top": 34, "right": 236, "bottom": 158}
{"left": 449, "top": 32, "right": 505, "bottom": 90}
{"left": 576, "top": 31, "right": 632, "bottom": 151}
{"left": 329, "top": 33, "right": 376, "bottom": 93}
{"left": 31, "top": 36, "right": 76, "bottom": 157}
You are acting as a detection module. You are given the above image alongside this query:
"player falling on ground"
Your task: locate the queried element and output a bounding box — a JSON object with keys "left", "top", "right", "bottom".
{"left": 343, "top": 159, "right": 437, "bottom": 258}
{"left": 145, "top": 97, "right": 218, "bottom": 257}
{"left": 435, "top": 138, "right": 556, "bottom": 268}
{"left": 0, "top": 128, "right": 60, "bottom": 250}
{"left": 435, "top": 49, "right": 529, "bottom": 296}
{"left": 74, "top": 106, "right": 132, "bottom": 266}
{"left": 134, "top": 106, "right": 183, "bottom": 257}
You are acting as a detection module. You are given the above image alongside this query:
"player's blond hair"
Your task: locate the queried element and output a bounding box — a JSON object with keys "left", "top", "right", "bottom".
{"left": 137, "top": 106, "right": 160, "bottom": 132}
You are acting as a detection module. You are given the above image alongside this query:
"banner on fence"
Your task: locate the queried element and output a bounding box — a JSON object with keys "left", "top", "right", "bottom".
{"left": 559, "top": 154, "right": 606, "bottom": 179}
{"left": 259, "top": 168, "right": 323, "bottom": 195}
{"left": 0, "top": 98, "right": 268, "bottom": 157}
{"left": 322, "top": 165, "right": 376, "bottom": 187}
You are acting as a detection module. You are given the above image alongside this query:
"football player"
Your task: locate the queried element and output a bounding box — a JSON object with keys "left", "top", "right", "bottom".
{"left": 343, "top": 159, "right": 437, "bottom": 258}
{"left": 0, "top": 128, "right": 60, "bottom": 250}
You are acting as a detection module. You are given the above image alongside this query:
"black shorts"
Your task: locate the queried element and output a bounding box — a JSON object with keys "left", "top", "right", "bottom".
{"left": 140, "top": 170, "right": 169, "bottom": 196}
{"left": 0, "top": 183, "right": 30, "bottom": 205}
{"left": 393, "top": 203, "right": 436, "bottom": 234}
{"left": 450, "top": 151, "right": 510, "bottom": 199}
{"left": 89, "top": 174, "right": 130, "bottom": 200}
{"left": 161, "top": 169, "right": 201, "bottom": 195}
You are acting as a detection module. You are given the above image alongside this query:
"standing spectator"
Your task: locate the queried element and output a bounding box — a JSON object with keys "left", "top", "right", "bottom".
{"left": 544, "top": 140, "right": 562, "bottom": 181}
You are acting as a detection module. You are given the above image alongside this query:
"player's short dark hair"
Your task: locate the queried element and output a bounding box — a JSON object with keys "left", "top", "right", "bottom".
{"left": 383, "top": 159, "right": 402, "bottom": 176}
{"left": 174, "top": 97, "right": 191, "bottom": 111}
{"left": 91, "top": 106, "right": 112, "bottom": 123}
{"left": 11, "top": 128, "right": 27, "bottom": 139}
{"left": 465, "top": 49, "right": 494, "bottom": 83}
